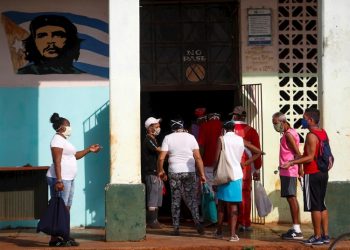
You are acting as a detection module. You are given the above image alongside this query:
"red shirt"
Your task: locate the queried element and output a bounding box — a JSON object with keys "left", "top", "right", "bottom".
{"left": 303, "top": 128, "right": 328, "bottom": 174}
{"left": 234, "top": 122, "right": 262, "bottom": 170}
{"left": 198, "top": 119, "right": 222, "bottom": 166}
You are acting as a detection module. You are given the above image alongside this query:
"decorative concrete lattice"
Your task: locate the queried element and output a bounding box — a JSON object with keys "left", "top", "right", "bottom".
{"left": 278, "top": 0, "right": 318, "bottom": 142}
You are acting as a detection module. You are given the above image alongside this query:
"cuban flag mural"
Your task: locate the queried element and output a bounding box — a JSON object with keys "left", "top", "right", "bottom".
{"left": 1, "top": 11, "right": 109, "bottom": 78}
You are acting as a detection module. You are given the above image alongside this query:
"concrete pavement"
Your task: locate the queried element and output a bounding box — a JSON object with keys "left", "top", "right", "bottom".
{"left": 0, "top": 222, "right": 334, "bottom": 250}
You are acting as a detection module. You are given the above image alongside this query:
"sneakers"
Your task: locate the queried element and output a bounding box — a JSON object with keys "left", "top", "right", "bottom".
{"left": 49, "top": 237, "right": 80, "bottom": 247}
{"left": 171, "top": 227, "right": 180, "bottom": 236}
{"left": 229, "top": 234, "right": 239, "bottom": 242}
{"left": 196, "top": 223, "right": 205, "bottom": 235}
{"left": 322, "top": 235, "right": 330, "bottom": 244}
{"left": 67, "top": 238, "right": 80, "bottom": 246}
{"left": 281, "top": 229, "right": 303, "bottom": 240}
{"left": 147, "top": 222, "right": 162, "bottom": 229}
{"left": 49, "top": 240, "right": 70, "bottom": 247}
{"left": 213, "top": 229, "right": 223, "bottom": 239}
{"left": 303, "top": 235, "right": 324, "bottom": 245}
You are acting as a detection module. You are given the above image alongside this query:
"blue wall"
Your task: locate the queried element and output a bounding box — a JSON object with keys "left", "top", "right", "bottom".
{"left": 0, "top": 86, "right": 110, "bottom": 228}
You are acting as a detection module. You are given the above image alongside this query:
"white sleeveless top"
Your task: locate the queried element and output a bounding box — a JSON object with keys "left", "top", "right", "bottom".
{"left": 222, "top": 132, "right": 244, "bottom": 180}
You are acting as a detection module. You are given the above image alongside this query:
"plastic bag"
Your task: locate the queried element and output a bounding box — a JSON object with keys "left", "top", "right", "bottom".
{"left": 254, "top": 181, "right": 273, "bottom": 217}
{"left": 201, "top": 183, "right": 217, "bottom": 223}
{"left": 37, "top": 196, "right": 70, "bottom": 240}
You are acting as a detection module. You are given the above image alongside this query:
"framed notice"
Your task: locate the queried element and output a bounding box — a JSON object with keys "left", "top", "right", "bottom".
{"left": 248, "top": 8, "right": 272, "bottom": 45}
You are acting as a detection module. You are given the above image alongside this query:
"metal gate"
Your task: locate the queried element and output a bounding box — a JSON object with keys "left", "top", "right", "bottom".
{"left": 241, "top": 83, "right": 265, "bottom": 224}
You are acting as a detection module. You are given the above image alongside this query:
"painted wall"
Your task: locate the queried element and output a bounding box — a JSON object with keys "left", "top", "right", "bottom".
{"left": 322, "top": 0, "right": 350, "bottom": 237}
{"left": 0, "top": 0, "right": 109, "bottom": 228}
{"left": 322, "top": 0, "right": 350, "bottom": 182}
{"left": 240, "top": 0, "right": 310, "bottom": 223}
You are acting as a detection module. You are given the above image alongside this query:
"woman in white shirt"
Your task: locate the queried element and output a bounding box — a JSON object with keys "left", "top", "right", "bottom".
{"left": 158, "top": 118, "right": 206, "bottom": 236}
{"left": 214, "top": 120, "right": 263, "bottom": 242}
{"left": 47, "top": 113, "right": 101, "bottom": 247}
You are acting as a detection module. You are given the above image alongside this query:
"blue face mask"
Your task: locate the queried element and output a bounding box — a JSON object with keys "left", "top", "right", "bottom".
{"left": 301, "top": 118, "right": 309, "bottom": 129}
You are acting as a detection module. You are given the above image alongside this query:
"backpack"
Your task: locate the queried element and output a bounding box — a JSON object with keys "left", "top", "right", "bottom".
{"left": 311, "top": 131, "right": 334, "bottom": 172}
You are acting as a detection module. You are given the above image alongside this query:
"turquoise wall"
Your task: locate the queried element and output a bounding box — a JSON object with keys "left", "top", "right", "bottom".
{"left": 0, "top": 86, "right": 110, "bottom": 228}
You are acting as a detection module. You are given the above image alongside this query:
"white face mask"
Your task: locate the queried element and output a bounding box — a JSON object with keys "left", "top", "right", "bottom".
{"left": 153, "top": 127, "right": 161, "bottom": 136}
{"left": 62, "top": 126, "right": 72, "bottom": 138}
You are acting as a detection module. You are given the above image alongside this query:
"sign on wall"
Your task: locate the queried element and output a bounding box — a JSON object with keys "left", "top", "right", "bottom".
{"left": 1, "top": 11, "right": 108, "bottom": 78}
{"left": 248, "top": 8, "right": 272, "bottom": 46}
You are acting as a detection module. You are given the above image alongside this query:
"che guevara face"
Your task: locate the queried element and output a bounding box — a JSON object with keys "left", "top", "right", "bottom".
{"left": 34, "top": 25, "right": 67, "bottom": 58}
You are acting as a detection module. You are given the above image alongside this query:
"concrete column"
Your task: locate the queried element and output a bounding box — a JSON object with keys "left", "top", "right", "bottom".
{"left": 106, "top": 0, "right": 145, "bottom": 241}
{"left": 321, "top": 0, "right": 350, "bottom": 237}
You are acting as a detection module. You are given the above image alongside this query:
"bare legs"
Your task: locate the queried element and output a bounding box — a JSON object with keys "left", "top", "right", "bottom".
{"left": 311, "top": 209, "right": 328, "bottom": 238}
{"left": 286, "top": 196, "right": 300, "bottom": 225}
{"left": 217, "top": 200, "right": 239, "bottom": 237}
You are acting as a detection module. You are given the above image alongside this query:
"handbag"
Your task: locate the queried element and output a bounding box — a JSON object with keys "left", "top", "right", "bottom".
{"left": 37, "top": 195, "right": 70, "bottom": 240}
{"left": 201, "top": 183, "right": 217, "bottom": 223}
{"left": 254, "top": 181, "right": 273, "bottom": 217}
{"left": 213, "top": 136, "right": 235, "bottom": 185}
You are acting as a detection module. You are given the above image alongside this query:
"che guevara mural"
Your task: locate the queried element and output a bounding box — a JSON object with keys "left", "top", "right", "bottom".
{"left": 1, "top": 11, "right": 108, "bottom": 78}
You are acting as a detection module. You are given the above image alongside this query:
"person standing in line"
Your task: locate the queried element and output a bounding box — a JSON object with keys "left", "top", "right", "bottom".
{"left": 141, "top": 117, "right": 164, "bottom": 229}
{"left": 213, "top": 120, "right": 263, "bottom": 242}
{"left": 197, "top": 113, "right": 222, "bottom": 192}
{"left": 272, "top": 112, "right": 303, "bottom": 240}
{"left": 282, "top": 108, "right": 330, "bottom": 245}
{"left": 157, "top": 118, "right": 206, "bottom": 236}
{"left": 190, "top": 107, "right": 207, "bottom": 141}
{"left": 47, "top": 113, "right": 101, "bottom": 247}
{"left": 230, "top": 106, "right": 262, "bottom": 232}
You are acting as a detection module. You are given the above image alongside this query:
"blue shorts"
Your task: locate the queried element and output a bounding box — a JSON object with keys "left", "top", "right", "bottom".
{"left": 47, "top": 177, "right": 75, "bottom": 207}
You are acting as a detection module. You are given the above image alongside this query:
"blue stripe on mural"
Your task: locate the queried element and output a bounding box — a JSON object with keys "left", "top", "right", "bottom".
{"left": 79, "top": 34, "right": 108, "bottom": 57}
{"left": 2, "top": 11, "right": 108, "bottom": 33}
{"left": 73, "top": 62, "right": 109, "bottom": 78}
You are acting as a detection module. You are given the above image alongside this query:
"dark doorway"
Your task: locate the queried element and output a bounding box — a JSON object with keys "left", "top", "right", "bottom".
{"left": 141, "top": 90, "right": 237, "bottom": 218}
{"left": 140, "top": 0, "right": 241, "bottom": 220}
{"left": 141, "top": 90, "right": 236, "bottom": 131}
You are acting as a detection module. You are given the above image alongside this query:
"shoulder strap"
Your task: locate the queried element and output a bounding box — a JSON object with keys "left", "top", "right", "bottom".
{"left": 220, "top": 136, "right": 225, "bottom": 150}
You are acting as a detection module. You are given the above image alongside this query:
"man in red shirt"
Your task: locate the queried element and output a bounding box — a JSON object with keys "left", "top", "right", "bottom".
{"left": 198, "top": 113, "right": 222, "bottom": 192}
{"left": 230, "top": 106, "right": 262, "bottom": 232}
{"left": 282, "top": 108, "right": 330, "bottom": 246}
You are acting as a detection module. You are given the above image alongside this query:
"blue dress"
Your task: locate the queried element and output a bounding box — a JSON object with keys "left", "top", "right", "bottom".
{"left": 216, "top": 178, "right": 242, "bottom": 202}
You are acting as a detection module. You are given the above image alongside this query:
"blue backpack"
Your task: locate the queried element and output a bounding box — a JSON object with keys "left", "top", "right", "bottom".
{"left": 311, "top": 131, "right": 334, "bottom": 172}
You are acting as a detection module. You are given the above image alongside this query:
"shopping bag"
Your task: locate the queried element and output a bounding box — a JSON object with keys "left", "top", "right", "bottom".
{"left": 213, "top": 137, "right": 234, "bottom": 185}
{"left": 254, "top": 181, "right": 273, "bottom": 217}
{"left": 201, "top": 183, "right": 217, "bottom": 223}
{"left": 37, "top": 196, "right": 70, "bottom": 240}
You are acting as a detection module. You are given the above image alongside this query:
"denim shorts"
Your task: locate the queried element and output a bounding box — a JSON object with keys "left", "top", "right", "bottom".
{"left": 47, "top": 177, "right": 75, "bottom": 207}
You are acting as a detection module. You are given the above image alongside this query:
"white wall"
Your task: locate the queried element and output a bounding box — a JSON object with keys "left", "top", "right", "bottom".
{"left": 321, "top": 0, "right": 350, "bottom": 182}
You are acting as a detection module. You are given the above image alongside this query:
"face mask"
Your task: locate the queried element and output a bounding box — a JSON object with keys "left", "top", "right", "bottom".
{"left": 301, "top": 118, "right": 309, "bottom": 129}
{"left": 62, "top": 126, "right": 72, "bottom": 138}
{"left": 153, "top": 127, "right": 161, "bottom": 136}
{"left": 273, "top": 122, "right": 284, "bottom": 133}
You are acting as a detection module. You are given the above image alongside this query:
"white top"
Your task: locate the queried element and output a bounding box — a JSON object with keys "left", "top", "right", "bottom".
{"left": 161, "top": 132, "right": 199, "bottom": 173}
{"left": 222, "top": 132, "right": 244, "bottom": 180}
{"left": 47, "top": 134, "right": 77, "bottom": 180}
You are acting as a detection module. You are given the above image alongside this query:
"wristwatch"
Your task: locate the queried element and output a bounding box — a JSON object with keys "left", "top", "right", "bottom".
{"left": 56, "top": 180, "right": 63, "bottom": 184}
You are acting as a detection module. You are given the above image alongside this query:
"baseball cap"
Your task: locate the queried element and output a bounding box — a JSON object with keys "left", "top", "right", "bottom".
{"left": 229, "top": 106, "right": 246, "bottom": 116}
{"left": 145, "top": 117, "right": 161, "bottom": 129}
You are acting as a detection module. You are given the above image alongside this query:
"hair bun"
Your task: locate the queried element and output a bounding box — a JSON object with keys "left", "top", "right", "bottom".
{"left": 50, "top": 113, "right": 60, "bottom": 123}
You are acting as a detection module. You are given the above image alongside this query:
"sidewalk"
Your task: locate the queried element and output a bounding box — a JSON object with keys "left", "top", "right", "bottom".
{"left": 0, "top": 222, "right": 332, "bottom": 250}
